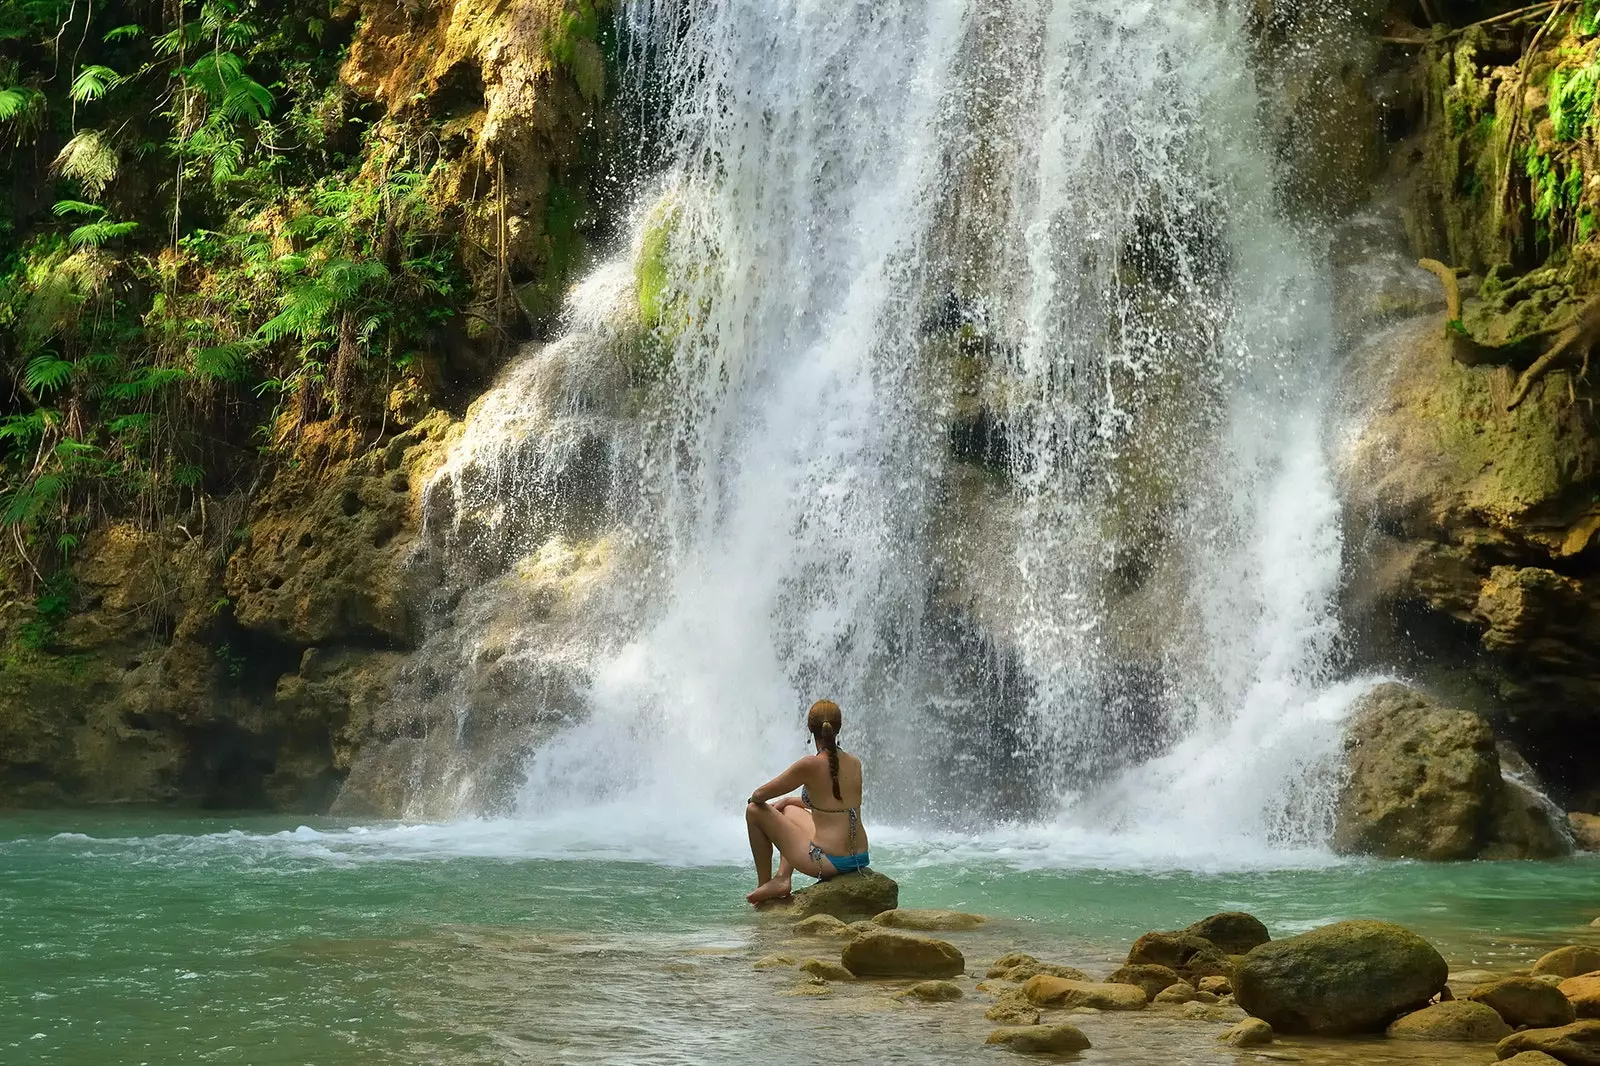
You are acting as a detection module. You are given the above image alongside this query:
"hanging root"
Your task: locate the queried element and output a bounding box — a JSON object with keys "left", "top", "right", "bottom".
{"left": 1507, "top": 295, "right": 1600, "bottom": 410}
{"left": 1418, "top": 258, "right": 1461, "bottom": 321}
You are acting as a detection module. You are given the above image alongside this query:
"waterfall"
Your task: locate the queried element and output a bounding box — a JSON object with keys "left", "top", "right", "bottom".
{"left": 403, "top": 0, "right": 1361, "bottom": 856}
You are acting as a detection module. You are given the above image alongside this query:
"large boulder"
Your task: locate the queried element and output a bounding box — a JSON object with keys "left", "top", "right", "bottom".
{"left": 1126, "top": 932, "right": 1232, "bottom": 982}
{"left": 1022, "top": 976, "right": 1147, "bottom": 1011}
{"left": 1534, "top": 947, "right": 1600, "bottom": 980}
{"left": 1233, "top": 919, "right": 1448, "bottom": 1035}
{"left": 1387, "top": 1001, "right": 1513, "bottom": 1041}
{"left": 841, "top": 928, "right": 963, "bottom": 979}
{"left": 1561, "top": 975, "right": 1600, "bottom": 1019}
{"left": 791, "top": 870, "right": 898, "bottom": 921}
{"left": 1571, "top": 813, "right": 1600, "bottom": 851}
{"left": 1496, "top": 1021, "right": 1600, "bottom": 1065}
{"left": 1181, "top": 912, "right": 1271, "bottom": 955}
{"left": 1469, "top": 976, "right": 1578, "bottom": 1029}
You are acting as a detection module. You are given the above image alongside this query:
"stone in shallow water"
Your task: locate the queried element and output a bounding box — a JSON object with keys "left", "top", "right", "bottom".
{"left": 1496, "top": 1020, "right": 1600, "bottom": 1065}
{"left": 984, "top": 1023, "right": 1092, "bottom": 1054}
{"left": 900, "top": 980, "right": 963, "bottom": 1002}
{"left": 1386, "top": 1000, "right": 1512, "bottom": 1041}
{"left": 1468, "top": 976, "right": 1577, "bottom": 1029}
{"left": 1562, "top": 974, "right": 1600, "bottom": 1019}
{"left": 1534, "top": 947, "right": 1600, "bottom": 980}
{"left": 986, "top": 952, "right": 1088, "bottom": 983}
{"left": 1106, "top": 963, "right": 1183, "bottom": 1000}
{"left": 841, "top": 928, "right": 963, "bottom": 979}
{"left": 1181, "top": 912, "right": 1271, "bottom": 955}
{"left": 1219, "top": 1018, "right": 1273, "bottom": 1047}
{"left": 985, "top": 989, "right": 1040, "bottom": 1026}
{"left": 1154, "top": 982, "right": 1197, "bottom": 1005}
{"left": 1198, "top": 975, "right": 1232, "bottom": 996}
{"left": 1022, "top": 976, "right": 1146, "bottom": 1011}
{"left": 791, "top": 870, "right": 898, "bottom": 921}
{"left": 782, "top": 977, "right": 833, "bottom": 997}
{"left": 1233, "top": 919, "right": 1447, "bottom": 1035}
{"left": 753, "top": 953, "right": 796, "bottom": 970}
{"left": 792, "top": 914, "right": 849, "bottom": 937}
{"left": 872, "top": 908, "right": 986, "bottom": 931}
{"left": 1126, "top": 932, "right": 1231, "bottom": 982}
{"left": 1570, "top": 812, "right": 1600, "bottom": 852}
{"left": 1501, "top": 1052, "right": 1567, "bottom": 1065}
{"left": 799, "top": 958, "right": 853, "bottom": 982}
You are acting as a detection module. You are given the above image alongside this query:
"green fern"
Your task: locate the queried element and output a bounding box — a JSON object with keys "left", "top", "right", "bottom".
{"left": 50, "top": 130, "right": 119, "bottom": 196}
{"left": 23, "top": 355, "right": 73, "bottom": 395}
{"left": 69, "top": 65, "right": 123, "bottom": 104}
{"left": 101, "top": 24, "right": 142, "bottom": 43}
{"left": 0, "top": 86, "right": 42, "bottom": 120}
{"left": 68, "top": 219, "right": 138, "bottom": 248}
{"left": 51, "top": 200, "right": 104, "bottom": 218}
{"left": 191, "top": 341, "right": 257, "bottom": 381}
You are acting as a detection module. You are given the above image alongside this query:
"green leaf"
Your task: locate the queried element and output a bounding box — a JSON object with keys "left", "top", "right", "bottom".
{"left": 52, "top": 200, "right": 105, "bottom": 218}
{"left": 102, "top": 24, "right": 143, "bottom": 42}
{"left": 0, "top": 86, "right": 43, "bottom": 121}
{"left": 68, "top": 219, "right": 138, "bottom": 248}
{"left": 24, "top": 355, "right": 73, "bottom": 395}
{"left": 70, "top": 65, "right": 123, "bottom": 104}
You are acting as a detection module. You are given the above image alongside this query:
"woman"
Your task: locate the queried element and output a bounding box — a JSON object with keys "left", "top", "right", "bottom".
{"left": 744, "top": 699, "right": 871, "bottom": 904}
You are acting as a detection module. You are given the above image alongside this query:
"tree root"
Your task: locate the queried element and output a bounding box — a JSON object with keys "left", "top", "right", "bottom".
{"left": 1418, "top": 258, "right": 1460, "bottom": 320}
{"left": 1506, "top": 295, "right": 1600, "bottom": 410}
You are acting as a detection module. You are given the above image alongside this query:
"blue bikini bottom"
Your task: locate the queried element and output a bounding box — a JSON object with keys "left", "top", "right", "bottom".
{"left": 808, "top": 843, "right": 870, "bottom": 876}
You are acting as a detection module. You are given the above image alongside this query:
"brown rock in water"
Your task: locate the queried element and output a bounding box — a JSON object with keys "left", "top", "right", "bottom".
{"left": 1199, "top": 975, "right": 1232, "bottom": 996}
{"left": 1182, "top": 912, "right": 1271, "bottom": 955}
{"left": 1496, "top": 1020, "right": 1600, "bottom": 1065}
{"left": 1219, "top": 1018, "right": 1274, "bottom": 1048}
{"left": 1501, "top": 1052, "right": 1568, "bottom": 1066}
{"left": 1572, "top": 813, "right": 1600, "bottom": 852}
{"left": 1126, "top": 932, "right": 1232, "bottom": 982}
{"left": 1387, "top": 1000, "right": 1513, "bottom": 1041}
{"left": 1469, "top": 976, "right": 1578, "bottom": 1029}
{"left": 841, "top": 928, "right": 963, "bottom": 979}
{"left": 1106, "top": 963, "right": 1183, "bottom": 1000}
{"left": 901, "top": 980, "right": 963, "bottom": 1002}
{"left": 1534, "top": 947, "right": 1600, "bottom": 980}
{"left": 1155, "top": 981, "right": 1198, "bottom": 1004}
{"left": 985, "top": 989, "right": 1041, "bottom": 1026}
{"left": 792, "top": 870, "right": 898, "bottom": 921}
{"left": 1022, "top": 976, "right": 1147, "bottom": 1011}
{"left": 753, "top": 953, "right": 796, "bottom": 970}
{"left": 984, "top": 1024, "right": 1092, "bottom": 1054}
{"left": 1561, "top": 974, "right": 1600, "bottom": 1019}
{"left": 798, "top": 958, "right": 854, "bottom": 982}
{"left": 792, "top": 914, "right": 850, "bottom": 937}
{"left": 985, "top": 952, "right": 1088, "bottom": 983}
{"left": 1233, "top": 919, "right": 1447, "bottom": 1034}
{"left": 873, "top": 908, "right": 987, "bottom": 931}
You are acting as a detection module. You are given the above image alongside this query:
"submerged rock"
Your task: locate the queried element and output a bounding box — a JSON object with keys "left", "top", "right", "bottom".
{"left": 1199, "top": 975, "right": 1232, "bottom": 996}
{"left": 798, "top": 958, "right": 854, "bottom": 982}
{"left": 1561, "top": 974, "right": 1600, "bottom": 1019}
{"left": 1469, "top": 976, "right": 1578, "bottom": 1029}
{"left": 985, "top": 988, "right": 1041, "bottom": 1026}
{"left": 1496, "top": 1020, "right": 1600, "bottom": 1065}
{"left": 1233, "top": 919, "right": 1447, "bottom": 1034}
{"left": 901, "top": 979, "right": 963, "bottom": 1002}
{"left": 984, "top": 1023, "right": 1092, "bottom": 1054}
{"left": 1022, "top": 976, "right": 1147, "bottom": 1011}
{"left": 873, "top": 908, "right": 986, "bottom": 931}
{"left": 753, "top": 953, "right": 796, "bottom": 970}
{"left": 1181, "top": 912, "right": 1271, "bottom": 955}
{"left": 1107, "top": 963, "right": 1183, "bottom": 1001}
{"left": 1534, "top": 947, "right": 1600, "bottom": 980}
{"left": 1501, "top": 1052, "right": 1568, "bottom": 1066}
{"left": 1125, "top": 932, "right": 1231, "bottom": 983}
{"left": 791, "top": 870, "right": 899, "bottom": 921}
{"left": 1154, "top": 981, "right": 1198, "bottom": 1004}
{"left": 841, "top": 928, "right": 963, "bottom": 979}
{"left": 1387, "top": 1000, "right": 1513, "bottom": 1041}
{"left": 792, "top": 914, "right": 850, "bottom": 937}
{"left": 1219, "top": 1018, "right": 1274, "bottom": 1048}
{"left": 986, "top": 952, "right": 1088, "bottom": 983}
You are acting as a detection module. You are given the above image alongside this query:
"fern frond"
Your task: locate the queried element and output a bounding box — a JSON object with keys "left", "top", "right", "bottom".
{"left": 68, "top": 219, "right": 138, "bottom": 248}
{"left": 52, "top": 200, "right": 105, "bottom": 217}
{"left": 24, "top": 355, "right": 74, "bottom": 395}
{"left": 191, "top": 341, "right": 257, "bottom": 381}
{"left": 102, "top": 24, "right": 142, "bottom": 42}
{"left": 70, "top": 65, "right": 124, "bottom": 104}
{"left": 0, "top": 86, "right": 41, "bottom": 120}
{"left": 50, "top": 130, "right": 120, "bottom": 196}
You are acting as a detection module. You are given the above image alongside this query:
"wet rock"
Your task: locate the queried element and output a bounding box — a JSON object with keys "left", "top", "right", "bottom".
{"left": 1561, "top": 974, "right": 1600, "bottom": 1019}
{"left": 1220, "top": 1018, "right": 1274, "bottom": 1048}
{"left": 1572, "top": 813, "right": 1600, "bottom": 852}
{"left": 1181, "top": 1001, "right": 1248, "bottom": 1022}
{"left": 841, "top": 928, "right": 963, "bottom": 979}
{"left": 984, "top": 1024, "right": 1092, "bottom": 1054}
{"left": 1233, "top": 919, "right": 1448, "bottom": 1034}
{"left": 1182, "top": 912, "right": 1271, "bottom": 955}
{"left": 1126, "top": 932, "right": 1232, "bottom": 983}
{"left": 872, "top": 908, "right": 987, "bottom": 931}
{"left": 792, "top": 870, "right": 899, "bottom": 921}
{"left": 1496, "top": 1020, "right": 1600, "bottom": 1064}
{"left": 985, "top": 989, "right": 1041, "bottom": 1026}
{"left": 754, "top": 953, "right": 796, "bottom": 970}
{"left": 1484, "top": 775, "right": 1578, "bottom": 861}
{"left": 845, "top": 921, "right": 877, "bottom": 940}
{"left": 1387, "top": 1000, "right": 1513, "bottom": 1041}
{"left": 1108, "top": 963, "right": 1183, "bottom": 1000}
{"left": 1199, "top": 975, "right": 1233, "bottom": 996}
{"left": 799, "top": 958, "right": 854, "bottom": 982}
{"left": 782, "top": 978, "right": 832, "bottom": 997}
{"left": 1022, "top": 976, "right": 1147, "bottom": 1011}
{"left": 1469, "top": 976, "right": 1578, "bottom": 1028}
{"left": 1155, "top": 981, "right": 1198, "bottom": 1004}
{"left": 1534, "top": 947, "right": 1600, "bottom": 980}
{"left": 901, "top": 980, "right": 963, "bottom": 1002}
{"left": 1502, "top": 1052, "right": 1568, "bottom": 1066}
{"left": 986, "top": 952, "right": 1089, "bottom": 982}
{"left": 793, "top": 914, "right": 850, "bottom": 937}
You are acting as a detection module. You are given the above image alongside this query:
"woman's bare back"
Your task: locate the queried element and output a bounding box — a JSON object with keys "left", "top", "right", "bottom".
{"left": 796, "top": 750, "right": 868, "bottom": 858}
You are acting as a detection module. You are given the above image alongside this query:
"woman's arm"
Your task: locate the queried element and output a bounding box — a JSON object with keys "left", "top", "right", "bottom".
{"left": 748, "top": 757, "right": 814, "bottom": 804}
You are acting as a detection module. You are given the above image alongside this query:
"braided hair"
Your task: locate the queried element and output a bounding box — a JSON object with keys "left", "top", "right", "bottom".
{"left": 807, "top": 699, "right": 843, "bottom": 801}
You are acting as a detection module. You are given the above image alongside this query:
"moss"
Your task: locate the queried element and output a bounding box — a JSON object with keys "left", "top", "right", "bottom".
{"left": 545, "top": 0, "right": 609, "bottom": 103}
{"left": 519, "top": 180, "right": 591, "bottom": 323}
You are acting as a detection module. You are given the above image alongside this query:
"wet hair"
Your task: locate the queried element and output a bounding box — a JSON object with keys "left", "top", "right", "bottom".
{"left": 807, "top": 699, "right": 843, "bottom": 801}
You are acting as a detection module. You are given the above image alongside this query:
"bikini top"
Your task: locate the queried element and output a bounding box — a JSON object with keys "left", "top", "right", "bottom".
{"left": 801, "top": 784, "right": 861, "bottom": 856}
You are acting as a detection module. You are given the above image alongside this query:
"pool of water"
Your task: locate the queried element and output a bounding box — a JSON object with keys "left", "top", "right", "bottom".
{"left": 3, "top": 811, "right": 1597, "bottom": 1064}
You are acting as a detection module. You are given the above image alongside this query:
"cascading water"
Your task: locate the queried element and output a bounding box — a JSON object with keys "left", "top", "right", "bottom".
{"left": 405, "top": 0, "right": 1369, "bottom": 858}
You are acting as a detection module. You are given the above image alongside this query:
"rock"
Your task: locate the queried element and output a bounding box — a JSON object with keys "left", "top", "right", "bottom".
{"left": 1182, "top": 912, "right": 1271, "bottom": 955}
{"left": 792, "top": 870, "right": 898, "bottom": 921}
{"left": 1199, "top": 975, "right": 1233, "bottom": 996}
{"left": 901, "top": 980, "right": 963, "bottom": 1002}
{"left": 873, "top": 908, "right": 986, "bottom": 931}
{"left": 985, "top": 989, "right": 1041, "bottom": 1026}
{"left": 1496, "top": 1021, "right": 1600, "bottom": 1065}
{"left": 1572, "top": 813, "right": 1600, "bottom": 852}
{"left": 1484, "top": 775, "right": 1577, "bottom": 860}
{"left": 986, "top": 952, "right": 1089, "bottom": 983}
{"left": 1155, "top": 982, "right": 1198, "bottom": 1004}
{"left": 1561, "top": 974, "right": 1600, "bottom": 1019}
{"left": 841, "top": 928, "right": 963, "bottom": 979}
{"left": 1126, "top": 932, "right": 1232, "bottom": 982}
{"left": 1534, "top": 947, "right": 1600, "bottom": 980}
{"left": 1502, "top": 1052, "right": 1568, "bottom": 1066}
{"left": 782, "top": 978, "right": 832, "bottom": 997}
{"left": 1387, "top": 1000, "right": 1513, "bottom": 1041}
{"left": 1193, "top": 990, "right": 1220, "bottom": 1004}
{"left": 1107, "top": 963, "right": 1184, "bottom": 1000}
{"left": 798, "top": 958, "right": 854, "bottom": 982}
{"left": 1233, "top": 919, "right": 1448, "bottom": 1034}
{"left": 1182, "top": 1001, "right": 1248, "bottom": 1022}
{"left": 1022, "top": 976, "right": 1147, "bottom": 1011}
{"left": 753, "top": 953, "right": 796, "bottom": 970}
{"left": 1219, "top": 1018, "right": 1274, "bottom": 1048}
{"left": 1469, "top": 976, "right": 1578, "bottom": 1028}
{"left": 1332, "top": 683, "right": 1500, "bottom": 860}
{"left": 845, "top": 921, "right": 877, "bottom": 939}
{"left": 984, "top": 1024, "right": 1092, "bottom": 1054}
{"left": 793, "top": 914, "right": 850, "bottom": 937}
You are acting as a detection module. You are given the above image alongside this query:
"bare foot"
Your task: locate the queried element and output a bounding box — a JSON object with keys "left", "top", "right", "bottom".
{"left": 746, "top": 875, "right": 793, "bottom": 904}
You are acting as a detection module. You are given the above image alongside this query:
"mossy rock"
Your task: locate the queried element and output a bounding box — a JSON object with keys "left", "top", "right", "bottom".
{"left": 790, "top": 870, "right": 898, "bottom": 921}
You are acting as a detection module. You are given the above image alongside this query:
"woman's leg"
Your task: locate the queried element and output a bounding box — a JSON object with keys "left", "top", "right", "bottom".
{"left": 747, "top": 806, "right": 817, "bottom": 903}
{"left": 745, "top": 802, "right": 833, "bottom": 903}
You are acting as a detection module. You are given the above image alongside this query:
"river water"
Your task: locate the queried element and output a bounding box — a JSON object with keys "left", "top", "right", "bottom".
{"left": 5, "top": 812, "right": 1597, "bottom": 1064}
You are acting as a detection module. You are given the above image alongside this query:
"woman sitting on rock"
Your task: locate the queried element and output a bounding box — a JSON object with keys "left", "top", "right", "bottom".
{"left": 745, "top": 699, "right": 871, "bottom": 904}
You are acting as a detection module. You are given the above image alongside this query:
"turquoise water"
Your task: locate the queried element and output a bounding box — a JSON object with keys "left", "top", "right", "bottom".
{"left": 4, "top": 812, "right": 1597, "bottom": 1065}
